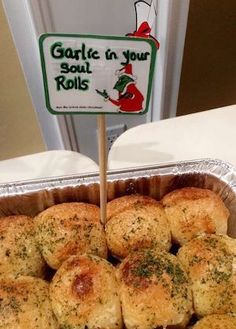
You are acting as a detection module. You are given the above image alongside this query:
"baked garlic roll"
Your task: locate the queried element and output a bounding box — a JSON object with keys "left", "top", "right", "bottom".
{"left": 117, "top": 248, "right": 192, "bottom": 329}
{"left": 162, "top": 187, "right": 229, "bottom": 245}
{"left": 107, "top": 194, "right": 159, "bottom": 222}
{"left": 192, "top": 314, "right": 236, "bottom": 329}
{"left": 177, "top": 234, "right": 236, "bottom": 317}
{"left": 0, "top": 215, "right": 46, "bottom": 277}
{"left": 35, "top": 202, "right": 107, "bottom": 269}
{"left": 106, "top": 198, "right": 171, "bottom": 259}
{"left": 0, "top": 276, "right": 58, "bottom": 329}
{"left": 50, "top": 254, "right": 122, "bottom": 329}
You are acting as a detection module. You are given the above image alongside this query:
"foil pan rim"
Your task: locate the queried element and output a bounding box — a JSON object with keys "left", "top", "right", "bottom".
{"left": 0, "top": 158, "right": 235, "bottom": 197}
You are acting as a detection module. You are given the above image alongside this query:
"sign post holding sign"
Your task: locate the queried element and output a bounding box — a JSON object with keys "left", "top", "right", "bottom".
{"left": 39, "top": 34, "right": 156, "bottom": 115}
{"left": 39, "top": 33, "right": 157, "bottom": 224}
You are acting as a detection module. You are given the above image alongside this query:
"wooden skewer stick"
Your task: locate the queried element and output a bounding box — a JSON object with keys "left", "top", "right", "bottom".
{"left": 97, "top": 114, "right": 107, "bottom": 225}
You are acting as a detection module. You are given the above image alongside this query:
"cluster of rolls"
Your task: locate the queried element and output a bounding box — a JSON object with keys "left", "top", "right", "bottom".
{"left": 0, "top": 187, "right": 235, "bottom": 328}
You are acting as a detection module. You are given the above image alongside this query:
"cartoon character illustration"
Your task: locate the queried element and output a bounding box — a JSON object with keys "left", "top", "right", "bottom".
{"left": 96, "top": 1, "right": 159, "bottom": 113}
{"left": 96, "top": 64, "right": 144, "bottom": 113}
{"left": 127, "top": 0, "right": 159, "bottom": 49}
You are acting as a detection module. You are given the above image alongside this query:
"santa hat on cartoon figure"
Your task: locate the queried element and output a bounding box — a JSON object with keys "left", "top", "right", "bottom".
{"left": 116, "top": 64, "right": 136, "bottom": 79}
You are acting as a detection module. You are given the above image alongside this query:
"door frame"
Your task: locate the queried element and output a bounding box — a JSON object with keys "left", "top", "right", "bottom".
{"left": 153, "top": 0, "right": 190, "bottom": 120}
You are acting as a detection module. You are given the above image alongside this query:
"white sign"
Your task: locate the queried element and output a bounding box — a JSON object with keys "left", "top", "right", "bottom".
{"left": 39, "top": 34, "right": 156, "bottom": 115}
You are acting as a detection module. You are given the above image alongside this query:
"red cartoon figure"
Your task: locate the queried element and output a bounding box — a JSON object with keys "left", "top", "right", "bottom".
{"left": 96, "top": 64, "right": 144, "bottom": 113}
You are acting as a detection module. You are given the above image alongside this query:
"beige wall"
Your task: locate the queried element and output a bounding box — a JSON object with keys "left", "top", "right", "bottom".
{"left": 177, "top": 0, "right": 236, "bottom": 116}
{"left": 0, "top": 2, "right": 45, "bottom": 161}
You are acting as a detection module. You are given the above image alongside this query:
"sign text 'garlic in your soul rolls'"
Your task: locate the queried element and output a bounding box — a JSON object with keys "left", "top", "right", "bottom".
{"left": 39, "top": 34, "right": 156, "bottom": 115}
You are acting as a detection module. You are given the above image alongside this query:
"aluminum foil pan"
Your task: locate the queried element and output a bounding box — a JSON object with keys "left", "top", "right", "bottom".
{"left": 0, "top": 158, "right": 236, "bottom": 236}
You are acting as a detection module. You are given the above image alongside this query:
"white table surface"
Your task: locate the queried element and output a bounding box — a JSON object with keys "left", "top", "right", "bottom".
{"left": 0, "top": 150, "right": 99, "bottom": 183}
{"left": 108, "top": 105, "right": 236, "bottom": 169}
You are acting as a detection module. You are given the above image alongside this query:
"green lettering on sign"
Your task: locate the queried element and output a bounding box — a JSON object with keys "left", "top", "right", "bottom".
{"left": 39, "top": 34, "right": 157, "bottom": 115}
